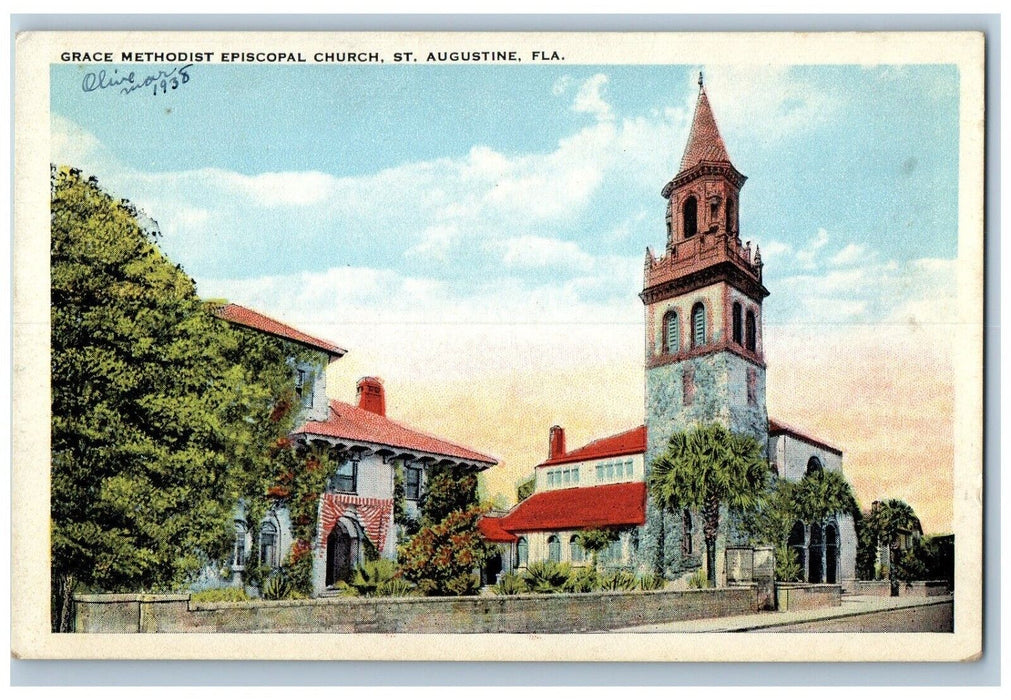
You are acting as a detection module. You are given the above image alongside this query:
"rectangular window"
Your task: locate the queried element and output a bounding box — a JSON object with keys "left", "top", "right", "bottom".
{"left": 331, "top": 459, "right": 357, "bottom": 493}
{"left": 596, "top": 465, "right": 604, "bottom": 481}
{"left": 606, "top": 463, "right": 615, "bottom": 480}
{"left": 405, "top": 466, "right": 422, "bottom": 500}
{"left": 572, "top": 467, "right": 579, "bottom": 484}
{"left": 625, "top": 460, "right": 634, "bottom": 478}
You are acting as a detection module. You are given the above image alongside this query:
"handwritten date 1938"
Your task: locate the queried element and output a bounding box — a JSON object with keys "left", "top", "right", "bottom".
{"left": 82, "top": 64, "right": 193, "bottom": 97}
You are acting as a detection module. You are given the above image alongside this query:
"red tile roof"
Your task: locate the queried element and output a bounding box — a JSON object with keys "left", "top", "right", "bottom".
{"left": 478, "top": 516, "right": 518, "bottom": 543}
{"left": 295, "top": 400, "right": 497, "bottom": 466}
{"left": 213, "top": 303, "right": 347, "bottom": 357}
{"left": 680, "top": 88, "right": 733, "bottom": 172}
{"left": 539, "top": 426, "right": 646, "bottom": 467}
{"left": 768, "top": 418, "right": 843, "bottom": 456}
{"left": 497, "top": 482, "right": 647, "bottom": 532}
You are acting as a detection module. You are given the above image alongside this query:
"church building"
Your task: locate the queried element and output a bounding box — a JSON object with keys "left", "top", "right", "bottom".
{"left": 213, "top": 303, "right": 497, "bottom": 596}
{"left": 482, "top": 78, "right": 858, "bottom": 589}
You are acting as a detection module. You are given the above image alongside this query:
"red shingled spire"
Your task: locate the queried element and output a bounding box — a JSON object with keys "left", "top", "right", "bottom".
{"left": 679, "top": 74, "right": 733, "bottom": 173}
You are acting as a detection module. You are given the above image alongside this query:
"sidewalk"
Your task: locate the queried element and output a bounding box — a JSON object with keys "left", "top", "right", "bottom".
{"left": 609, "top": 594, "right": 954, "bottom": 633}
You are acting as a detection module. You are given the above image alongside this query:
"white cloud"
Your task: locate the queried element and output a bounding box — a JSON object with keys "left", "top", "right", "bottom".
{"left": 495, "top": 236, "right": 595, "bottom": 271}
{"left": 571, "top": 74, "right": 614, "bottom": 122}
{"left": 830, "top": 243, "right": 867, "bottom": 267}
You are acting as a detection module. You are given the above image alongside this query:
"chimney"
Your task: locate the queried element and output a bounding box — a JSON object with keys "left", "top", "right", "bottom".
{"left": 356, "top": 377, "right": 386, "bottom": 417}
{"left": 549, "top": 425, "right": 566, "bottom": 460}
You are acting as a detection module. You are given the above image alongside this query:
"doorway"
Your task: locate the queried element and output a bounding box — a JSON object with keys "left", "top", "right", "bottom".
{"left": 325, "top": 519, "right": 361, "bottom": 587}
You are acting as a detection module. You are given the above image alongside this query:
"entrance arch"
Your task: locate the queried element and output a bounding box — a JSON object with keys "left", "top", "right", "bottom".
{"left": 325, "top": 517, "right": 363, "bottom": 587}
{"left": 787, "top": 520, "right": 806, "bottom": 581}
{"left": 824, "top": 522, "right": 839, "bottom": 584}
{"left": 808, "top": 523, "right": 824, "bottom": 584}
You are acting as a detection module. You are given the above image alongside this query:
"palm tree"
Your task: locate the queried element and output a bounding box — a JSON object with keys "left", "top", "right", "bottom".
{"left": 649, "top": 423, "right": 768, "bottom": 587}
{"left": 866, "top": 499, "right": 921, "bottom": 593}
{"left": 792, "top": 469, "right": 859, "bottom": 523}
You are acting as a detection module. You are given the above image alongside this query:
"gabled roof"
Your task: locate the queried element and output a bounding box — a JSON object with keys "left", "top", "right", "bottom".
{"left": 478, "top": 516, "right": 518, "bottom": 543}
{"left": 497, "top": 482, "right": 647, "bottom": 533}
{"left": 295, "top": 400, "right": 497, "bottom": 466}
{"left": 539, "top": 426, "right": 646, "bottom": 468}
{"left": 768, "top": 418, "right": 843, "bottom": 457}
{"left": 679, "top": 87, "right": 733, "bottom": 172}
{"left": 213, "top": 303, "right": 347, "bottom": 357}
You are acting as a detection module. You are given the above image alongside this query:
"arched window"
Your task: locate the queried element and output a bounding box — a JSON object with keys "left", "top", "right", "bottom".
{"left": 745, "top": 309, "right": 757, "bottom": 351}
{"left": 682, "top": 196, "right": 698, "bottom": 237}
{"left": 806, "top": 456, "right": 823, "bottom": 476}
{"left": 664, "top": 310, "right": 680, "bottom": 354}
{"left": 691, "top": 303, "right": 706, "bottom": 347}
{"left": 809, "top": 523, "right": 824, "bottom": 584}
{"left": 548, "top": 535, "right": 561, "bottom": 563}
{"left": 569, "top": 536, "right": 584, "bottom": 564}
{"left": 517, "top": 537, "right": 528, "bottom": 567}
{"left": 824, "top": 523, "right": 839, "bottom": 584}
{"left": 682, "top": 509, "right": 694, "bottom": 556}
{"left": 732, "top": 302, "right": 743, "bottom": 345}
{"left": 233, "top": 520, "right": 247, "bottom": 567}
{"left": 260, "top": 520, "right": 278, "bottom": 568}
{"left": 726, "top": 196, "right": 736, "bottom": 232}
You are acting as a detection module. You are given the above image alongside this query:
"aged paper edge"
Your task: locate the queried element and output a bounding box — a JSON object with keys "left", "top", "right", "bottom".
{"left": 12, "top": 30, "right": 985, "bottom": 662}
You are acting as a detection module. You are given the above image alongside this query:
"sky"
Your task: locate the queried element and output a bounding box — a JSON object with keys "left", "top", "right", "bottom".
{"left": 51, "top": 61, "right": 961, "bottom": 534}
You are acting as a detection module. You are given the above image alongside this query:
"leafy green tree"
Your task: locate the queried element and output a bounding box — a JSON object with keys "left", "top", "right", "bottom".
{"left": 792, "top": 469, "right": 860, "bottom": 524}
{"left": 419, "top": 464, "right": 479, "bottom": 526}
{"left": 576, "top": 527, "right": 620, "bottom": 570}
{"left": 649, "top": 423, "right": 768, "bottom": 587}
{"left": 516, "top": 475, "right": 535, "bottom": 502}
{"left": 50, "top": 167, "right": 299, "bottom": 629}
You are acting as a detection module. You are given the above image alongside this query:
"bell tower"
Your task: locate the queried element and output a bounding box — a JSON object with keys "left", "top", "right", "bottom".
{"left": 639, "top": 75, "right": 770, "bottom": 575}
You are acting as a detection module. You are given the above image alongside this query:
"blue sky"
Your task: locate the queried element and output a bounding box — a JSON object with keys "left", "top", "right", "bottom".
{"left": 51, "top": 63, "right": 959, "bottom": 328}
{"left": 51, "top": 61, "right": 962, "bottom": 529}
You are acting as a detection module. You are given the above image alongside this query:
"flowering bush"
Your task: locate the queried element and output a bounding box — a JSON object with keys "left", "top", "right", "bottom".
{"left": 398, "top": 506, "right": 494, "bottom": 596}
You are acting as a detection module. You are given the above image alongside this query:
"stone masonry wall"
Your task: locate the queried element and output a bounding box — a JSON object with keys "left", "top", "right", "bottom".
{"left": 74, "top": 586, "right": 758, "bottom": 634}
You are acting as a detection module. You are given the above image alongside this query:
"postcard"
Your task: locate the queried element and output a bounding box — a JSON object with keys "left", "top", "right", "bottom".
{"left": 13, "top": 30, "right": 984, "bottom": 662}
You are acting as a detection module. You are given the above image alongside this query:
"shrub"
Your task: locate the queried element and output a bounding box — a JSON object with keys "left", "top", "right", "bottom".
{"left": 340, "top": 559, "right": 400, "bottom": 597}
{"left": 191, "top": 587, "right": 249, "bottom": 603}
{"left": 564, "top": 566, "right": 599, "bottom": 593}
{"left": 637, "top": 573, "right": 665, "bottom": 591}
{"left": 493, "top": 573, "right": 528, "bottom": 596}
{"left": 522, "top": 561, "right": 573, "bottom": 594}
{"left": 376, "top": 578, "right": 416, "bottom": 597}
{"left": 687, "top": 568, "right": 709, "bottom": 589}
{"left": 599, "top": 570, "right": 638, "bottom": 591}
{"left": 774, "top": 543, "right": 803, "bottom": 583}
{"left": 261, "top": 570, "right": 293, "bottom": 600}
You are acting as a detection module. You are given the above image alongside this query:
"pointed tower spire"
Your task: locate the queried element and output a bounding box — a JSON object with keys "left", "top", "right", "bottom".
{"left": 679, "top": 77, "right": 733, "bottom": 173}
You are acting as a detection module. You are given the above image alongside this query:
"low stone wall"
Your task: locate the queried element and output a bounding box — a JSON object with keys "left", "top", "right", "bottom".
{"left": 851, "top": 580, "right": 950, "bottom": 597}
{"left": 900, "top": 580, "right": 949, "bottom": 597}
{"left": 775, "top": 583, "right": 841, "bottom": 611}
{"left": 75, "top": 586, "right": 758, "bottom": 634}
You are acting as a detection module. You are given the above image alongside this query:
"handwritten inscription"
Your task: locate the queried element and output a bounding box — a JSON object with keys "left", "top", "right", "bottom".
{"left": 82, "top": 64, "right": 193, "bottom": 97}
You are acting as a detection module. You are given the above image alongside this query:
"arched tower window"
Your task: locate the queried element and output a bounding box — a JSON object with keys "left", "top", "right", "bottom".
{"left": 726, "top": 196, "right": 736, "bottom": 233}
{"left": 806, "top": 456, "right": 823, "bottom": 476}
{"left": 682, "top": 196, "right": 698, "bottom": 237}
{"left": 547, "top": 535, "right": 561, "bottom": 563}
{"left": 745, "top": 309, "right": 757, "bottom": 352}
{"left": 732, "top": 302, "right": 743, "bottom": 345}
{"left": 691, "top": 303, "right": 706, "bottom": 347}
{"left": 664, "top": 310, "right": 680, "bottom": 354}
